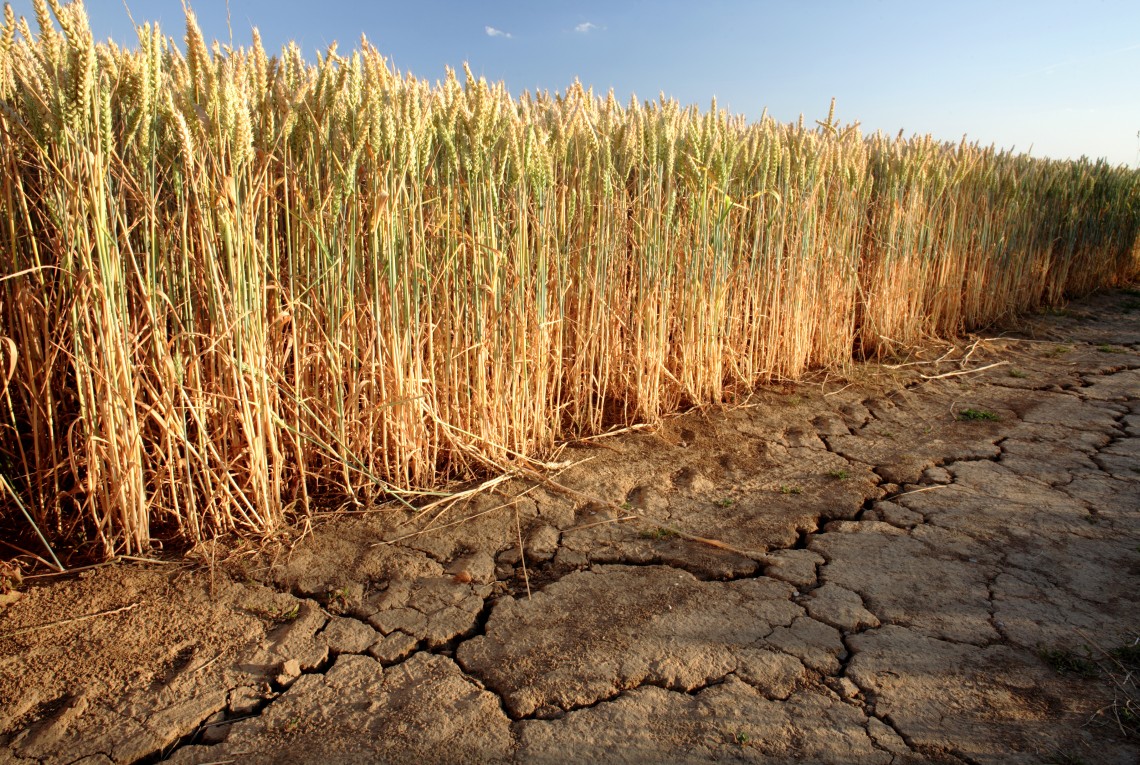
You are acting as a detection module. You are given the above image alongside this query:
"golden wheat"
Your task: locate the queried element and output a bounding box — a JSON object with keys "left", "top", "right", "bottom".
{"left": 1, "top": 2, "right": 1137, "bottom": 561}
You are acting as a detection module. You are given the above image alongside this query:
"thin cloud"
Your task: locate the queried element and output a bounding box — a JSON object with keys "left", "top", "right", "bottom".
{"left": 485, "top": 26, "right": 512, "bottom": 39}
{"left": 574, "top": 21, "right": 599, "bottom": 33}
{"left": 1016, "top": 42, "right": 1140, "bottom": 80}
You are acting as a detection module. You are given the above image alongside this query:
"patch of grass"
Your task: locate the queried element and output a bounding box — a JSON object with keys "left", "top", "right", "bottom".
{"left": 247, "top": 602, "right": 301, "bottom": 624}
{"left": 1038, "top": 646, "right": 1098, "bottom": 678}
{"left": 1110, "top": 640, "right": 1140, "bottom": 671}
{"left": 1048, "top": 751, "right": 1087, "bottom": 765}
{"left": 780, "top": 485, "right": 803, "bottom": 496}
{"left": 714, "top": 497, "right": 735, "bottom": 508}
{"left": 958, "top": 408, "right": 1000, "bottom": 422}
{"left": 734, "top": 730, "right": 751, "bottom": 747}
{"left": 1087, "top": 637, "right": 1140, "bottom": 738}
{"left": 828, "top": 468, "right": 852, "bottom": 480}
{"left": 639, "top": 527, "right": 679, "bottom": 541}
{"left": 1008, "top": 369, "right": 1028, "bottom": 379}
{"left": 1043, "top": 345, "right": 1072, "bottom": 358}
{"left": 1096, "top": 344, "right": 1126, "bottom": 354}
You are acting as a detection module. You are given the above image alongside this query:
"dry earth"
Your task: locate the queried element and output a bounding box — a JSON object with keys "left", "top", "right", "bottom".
{"left": 2, "top": 288, "right": 1140, "bottom": 765}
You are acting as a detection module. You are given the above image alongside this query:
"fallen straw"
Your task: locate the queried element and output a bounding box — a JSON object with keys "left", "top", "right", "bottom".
{"left": 0, "top": 602, "right": 141, "bottom": 640}
{"left": 920, "top": 361, "right": 1008, "bottom": 380}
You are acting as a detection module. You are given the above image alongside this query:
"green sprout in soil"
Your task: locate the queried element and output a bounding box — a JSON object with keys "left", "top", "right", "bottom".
{"left": 958, "top": 408, "right": 1000, "bottom": 422}
{"left": 715, "top": 497, "right": 736, "bottom": 508}
{"left": 1008, "top": 369, "right": 1028, "bottom": 379}
{"left": 1038, "top": 646, "right": 1098, "bottom": 678}
{"left": 780, "top": 485, "right": 803, "bottom": 496}
{"left": 1096, "top": 344, "right": 1126, "bottom": 354}
{"left": 327, "top": 588, "right": 351, "bottom": 614}
{"left": 735, "top": 730, "right": 751, "bottom": 747}
{"left": 828, "top": 468, "right": 851, "bottom": 480}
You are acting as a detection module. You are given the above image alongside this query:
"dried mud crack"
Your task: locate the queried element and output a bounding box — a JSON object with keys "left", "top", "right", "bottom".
{"left": 2, "top": 288, "right": 1139, "bottom": 764}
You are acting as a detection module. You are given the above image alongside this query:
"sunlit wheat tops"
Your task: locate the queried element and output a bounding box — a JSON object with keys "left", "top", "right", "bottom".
{"left": 2, "top": 1, "right": 1138, "bottom": 560}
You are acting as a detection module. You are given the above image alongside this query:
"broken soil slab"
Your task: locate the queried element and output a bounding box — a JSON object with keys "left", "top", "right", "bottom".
{"left": 0, "top": 568, "right": 306, "bottom": 765}
{"left": 456, "top": 565, "right": 806, "bottom": 718}
{"left": 846, "top": 625, "right": 1140, "bottom": 765}
{"left": 515, "top": 678, "right": 890, "bottom": 764}
{"left": 167, "top": 652, "right": 514, "bottom": 764}
{"left": 824, "top": 389, "right": 1007, "bottom": 484}
{"left": 811, "top": 525, "right": 1000, "bottom": 646}
{"left": 900, "top": 460, "right": 1109, "bottom": 551}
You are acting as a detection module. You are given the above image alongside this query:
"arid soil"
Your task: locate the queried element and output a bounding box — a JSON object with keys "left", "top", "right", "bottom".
{"left": 2, "top": 289, "right": 1139, "bottom": 765}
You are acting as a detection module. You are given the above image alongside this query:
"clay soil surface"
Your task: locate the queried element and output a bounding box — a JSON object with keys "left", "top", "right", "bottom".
{"left": 3, "top": 288, "right": 1140, "bottom": 765}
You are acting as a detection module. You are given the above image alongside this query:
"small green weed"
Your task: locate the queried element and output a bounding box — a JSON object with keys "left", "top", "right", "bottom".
{"left": 248, "top": 602, "right": 301, "bottom": 624}
{"left": 780, "top": 485, "right": 802, "bottom": 496}
{"left": 1043, "top": 345, "right": 1072, "bottom": 358}
{"left": 1008, "top": 369, "right": 1028, "bottom": 379}
{"left": 1096, "top": 344, "right": 1126, "bottom": 354}
{"left": 958, "top": 408, "right": 1000, "bottom": 422}
{"left": 639, "top": 527, "right": 679, "bottom": 540}
{"left": 715, "top": 497, "right": 735, "bottom": 508}
{"left": 734, "top": 730, "right": 751, "bottom": 747}
{"left": 1110, "top": 640, "right": 1140, "bottom": 670}
{"left": 828, "top": 468, "right": 851, "bottom": 480}
{"left": 327, "top": 587, "right": 351, "bottom": 613}
{"left": 1038, "top": 646, "right": 1098, "bottom": 677}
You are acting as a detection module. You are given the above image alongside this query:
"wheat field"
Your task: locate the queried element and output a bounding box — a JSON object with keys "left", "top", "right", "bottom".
{"left": 2, "top": 1, "right": 1138, "bottom": 563}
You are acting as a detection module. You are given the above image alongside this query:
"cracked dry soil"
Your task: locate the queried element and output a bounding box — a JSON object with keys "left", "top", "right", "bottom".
{"left": 2, "top": 288, "right": 1139, "bottom": 765}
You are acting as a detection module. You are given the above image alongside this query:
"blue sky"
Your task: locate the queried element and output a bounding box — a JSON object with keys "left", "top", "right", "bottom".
{"left": 8, "top": 1, "right": 1140, "bottom": 167}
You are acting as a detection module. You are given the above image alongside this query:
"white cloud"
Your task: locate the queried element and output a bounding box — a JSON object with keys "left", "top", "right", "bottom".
{"left": 485, "top": 26, "right": 512, "bottom": 39}
{"left": 574, "top": 21, "right": 599, "bottom": 33}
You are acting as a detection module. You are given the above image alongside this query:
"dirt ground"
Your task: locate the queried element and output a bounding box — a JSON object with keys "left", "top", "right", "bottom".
{"left": 2, "top": 288, "right": 1139, "bottom": 765}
